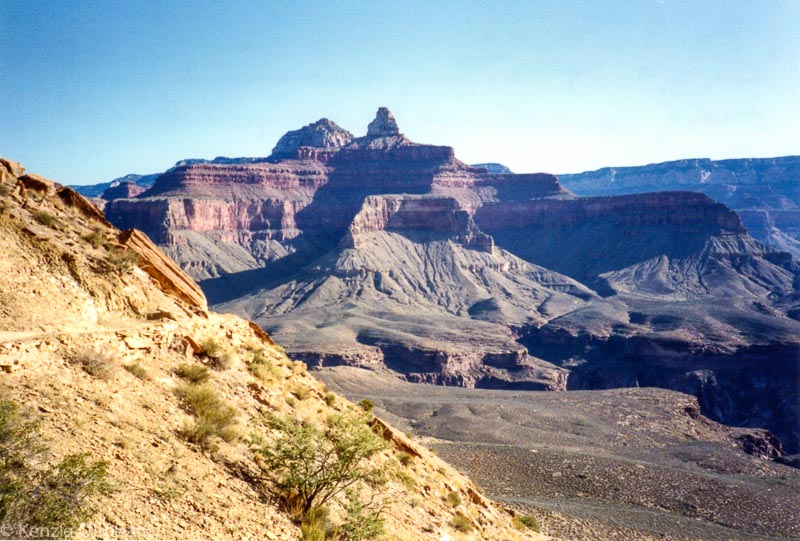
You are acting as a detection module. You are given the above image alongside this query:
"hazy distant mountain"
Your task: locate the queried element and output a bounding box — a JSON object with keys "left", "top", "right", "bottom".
{"left": 559, "top": 157, "right": 800, "bottom": 258}
{"left": 471, "top": 162, "right": 513, "bottom": 174}
{"left": 71, "top": 172, "right": 160, "bottom": 198}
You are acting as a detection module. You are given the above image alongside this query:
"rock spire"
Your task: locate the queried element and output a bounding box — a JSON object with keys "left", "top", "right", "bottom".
{"left": 366, "top": 107, "right": 400, "bottom": 137}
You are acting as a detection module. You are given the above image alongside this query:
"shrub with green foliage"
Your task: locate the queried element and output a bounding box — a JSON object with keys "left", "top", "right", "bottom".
{"left": 331, "top": 492, "right": 385, "bottom": 541}
{"left": 106, "top": 247, "right": 139, "bottom": 273}
{"left": 174, "top": 384, "right": 238, "bottom": 450}
{"left": 249, "top": 350, "right": 282, "bottom": 383}
{"left": 451, "top": 511, "right": 472, "bottom": 533}
{"left": 33, "top": 211, "right": 57, "bottom": 228}
{"left": 358, "top": 399, "right": 374, "bottom": 413}
{"left": 251, "top": 412, "right": 388, "bottom": 522}
{"left": 0, "top": 396, "right": 110, "bottom": 539}
{"left": 292, "top": 385, "right": 311, "bottom": 401}
{"left": 174, "top": 363, "right": 210, "bottom": 384}
{"left": 300, "top": 506, "right": 330, "bottom": 541}
{"left": 202, "top": 338, "right": 221, "bottom": 357}
{"left": 123, "top": 363, "right": 150, "bottom": 381}
{"left": 513, "top": 514, "right": 541, "bottom": 532}
{"left": 81, "top": 232, "right": 106, "bottom": 249}
{"left": 397, "top": 451, "right": 413, "bottom": 467}
{"left": 445, "top": 491, "right": 462, "bottom": 508}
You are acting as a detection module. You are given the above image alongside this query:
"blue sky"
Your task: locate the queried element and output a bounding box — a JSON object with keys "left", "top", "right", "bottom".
{"left": 1, "top": 0, "right": 798, "bottom": 185}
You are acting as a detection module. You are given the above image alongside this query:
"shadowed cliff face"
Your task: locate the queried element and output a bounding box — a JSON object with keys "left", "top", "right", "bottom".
{"left": 100, "top": 109, "right": 800, "bottom": 454}
{"left": 558, "top": 156, "right": 800, "bottom": 258}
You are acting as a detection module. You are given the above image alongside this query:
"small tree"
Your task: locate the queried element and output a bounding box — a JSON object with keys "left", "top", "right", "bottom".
{"left": 251, "top": 413, "right": 388, "bottom": 521}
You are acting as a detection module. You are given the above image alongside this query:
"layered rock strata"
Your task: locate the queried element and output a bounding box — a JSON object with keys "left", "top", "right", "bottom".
{"left": 101, "top": 109, "right": 800, "bottom": 453}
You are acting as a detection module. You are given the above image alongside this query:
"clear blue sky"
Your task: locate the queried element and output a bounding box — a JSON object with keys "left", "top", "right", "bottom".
{"left": 2, "top": 0, "right": 798, "bottom": 185}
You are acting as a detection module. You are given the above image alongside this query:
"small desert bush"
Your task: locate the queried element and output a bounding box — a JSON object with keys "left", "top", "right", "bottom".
{"left": 451, "top": 511, "right": 472, "bottom": 533}
{"left": 106, "top": 247, "right": 138, "bottom": 273}
{"left": 445, "top": 491, "right": 462, "bottom": 508}
{"left": 395, "top": 470, "right": 416, "bottom": 489}
{"left": 174, "top": 363, "right": 210, "bottom": 384}
{"left": 174, "top": 384, "right": 237, "bottom": 449}
{"left": 397, "top": 451, "right": 413, "bottom": 467}
{"left": 123, "top": 363, "right": 150, "bottom": 381}
{"left": 201, "top": 339, "right": 232, "bottom": 370}
{"left": 32, "top": 211, "right": 57, "bottom": 227}
{"left": 71, "top": 349, "right": 115, "bottom": 380}
{"left": 332, "top": 494, "right": 385, "bottom": 541}
{"left": 358, "top": 399, "right": 374, "bottom": 413}
{"left": 292, "top": 385, "right": 311, "bottom": 401}
{"left": 324, "top": 393, "right": 336, "bottom": 406}
{"left": 300, "top": 506, "right": 330, "bottom": 541}
{"left": 202, "top": 338, "right": 221, "bottom": 357}
{"left": 0, "top": 396, "right": 110, "bottom": 538}
{"left": 81, "top": 231, "right": 106, "bottom": 249}
{"left": 513, "top": 514, "right": 540, "bottom": 532}
{"left": 249, "top": 350, "right": 281, "bottom": 382}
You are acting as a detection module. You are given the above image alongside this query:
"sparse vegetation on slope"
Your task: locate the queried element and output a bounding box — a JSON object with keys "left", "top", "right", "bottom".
{"left": 174, "top": 383, "right": 238, "bottom": 450}
{"left": 0, "top": 396, "right": 110, "bottom": 539}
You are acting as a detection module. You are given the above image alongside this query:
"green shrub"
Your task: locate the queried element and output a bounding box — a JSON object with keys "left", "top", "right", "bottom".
{"left": 395, "top": 470, "right": 416, "bottom": 489}
{"left": 106, "top": 247, "right": 138, "bottom": 273}
{"left": 81, "top": 232, "right": 106, "bottom": 249}
{"left": 251, "top": 412, "right": 388, "bottom": 521}
{"left": 445, "top": 491, "right": 462, "bottom": 508}
{"left": 249, "top": 350, "right": 282, "bottom": 382}
{"left": 0, "top": 397, "right": 110, "bottom": 538}
{"left": 358, "top": 399, "right": 374, "bottom": 413}
{"left": 292, "top": 386, "right": 311, "bottom": 401}
{"left": 332, "top": 492, "right": 385, "bottom": 541}
{"left": 324, "top": 393, "right": 336, "bottom": 406}
{"left": 513, "top": 514, "right": 540, "bottom": 532}
{"left": 397, "top": 451, "right": 413, "bottom": 467}
{"left": 300, "top": 506, "right": 330, "bottom": 541}
{"left": 202, "top": 338, "right": 221, "bottom": 357}
{"left": 174, "top": 363, "right": 210, "bottom": 384}
{"left": 451, "top": 511, "right": 472, "bottom": 533}
{"left": 174, "top": 384, "right": 237, "bottom": 449}
{"left": 33, "top": 211, "right": 57, "bottom": 227}
{"left": 70, "top": 349, "right": 115, "bottom": 381}
{"left": 123, "top": 363, "right": 150, "bottom": 381}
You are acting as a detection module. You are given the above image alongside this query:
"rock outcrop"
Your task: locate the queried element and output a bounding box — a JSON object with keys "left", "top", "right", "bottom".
{"left": 366, "top": 106, "right": 400, "bottom": 137}
{"left": 270, "top": 117, "right": 353, "bottom": 159}
{"left": 341, "top": 195, "right": 493, "bottom": 252}
{"left": 118, "top": 228, "right": 208, "bottom": 311}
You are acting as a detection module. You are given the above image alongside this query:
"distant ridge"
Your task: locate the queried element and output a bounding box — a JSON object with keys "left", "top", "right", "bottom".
{"left": 559, "top": 156, "right": 800, "bottom": 258}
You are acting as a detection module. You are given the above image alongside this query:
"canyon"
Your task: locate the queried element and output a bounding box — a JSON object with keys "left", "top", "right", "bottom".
{"left": 88, "top": 109, "right": 799, "bottom": 458}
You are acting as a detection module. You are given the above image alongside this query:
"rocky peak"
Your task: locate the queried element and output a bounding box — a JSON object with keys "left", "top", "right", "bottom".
{"left": 345, "top": 107, "right": 414, "bottom": 150}
{"left": 366, "top": 107, "right": 400, "bottom": 137}
{"left": 270, "top": 118, "right": 354, "bottom": 158}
